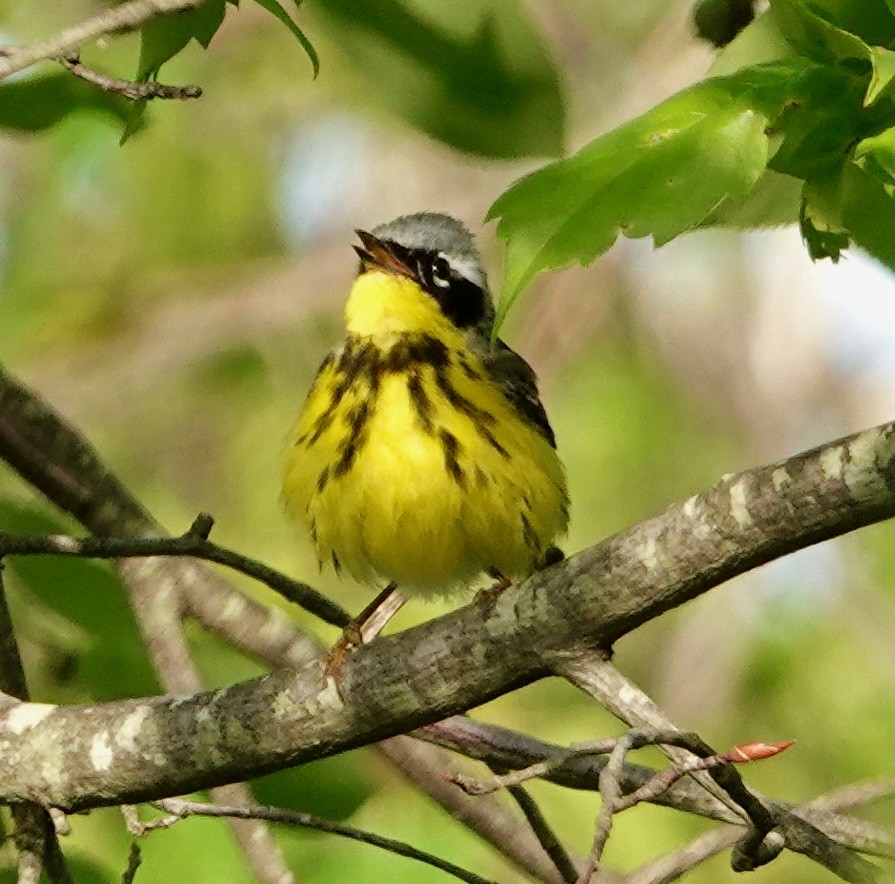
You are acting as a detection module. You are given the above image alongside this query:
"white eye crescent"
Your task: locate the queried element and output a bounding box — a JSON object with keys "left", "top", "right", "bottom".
{"left": 432, "top": 254, "right": 452, "bottom": 288}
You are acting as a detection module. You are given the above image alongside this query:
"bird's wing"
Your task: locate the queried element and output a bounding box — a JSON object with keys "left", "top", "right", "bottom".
{"left": 480, "top": 340, "right": 557, "bottom": 448}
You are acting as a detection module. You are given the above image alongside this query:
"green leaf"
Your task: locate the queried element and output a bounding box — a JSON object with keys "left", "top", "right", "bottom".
{"left": 841, "top": 161, "right": 895, "bottom": 269}
{"left": 0, "top": 73, "right": 132, "bottom": 132}
{"left": 488, "top": 65, "right": 812, "bottom": 328}
{"left": 252, "top": 0, "right": 319, "bottom": 76}
{"left": 703, "top": 169, "right": 803, "bottom": 228}
{"left": 121, "top": 1, "right": 228, "bottom": 144}
{"left": 867, "top": 47, "right": 895, "bottom": 105}
{"left": 800, "top": 170, "right": 850, "bottom": 261}
{"left": 854, "top": 127, "right": 895, "bottom": 186}
{"left": 309, "top": 0, "right": 563, "bottom": 159}
{"left": 796, "top": 0, "right": 895, "bottom": 46}
{"left": 136, "top": 0, "right": 227, "bottom": 79}
{"left": 772, "top": 0, "right": 874, "bottom": 67}
{"left": 767, "top": 65, "right": 867, "bottom": 179}
{"left": 798, "top": 158, "right": 895, "bottom": 270}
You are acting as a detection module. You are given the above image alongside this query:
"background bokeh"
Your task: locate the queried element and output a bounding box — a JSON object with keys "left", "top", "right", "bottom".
{"left": 1, "top": 1, "right": 892, "bottom": 881}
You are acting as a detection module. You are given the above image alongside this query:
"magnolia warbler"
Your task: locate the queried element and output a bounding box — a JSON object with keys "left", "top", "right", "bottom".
{"left": 283, "top": 213, "right": 569, "bottom": 603}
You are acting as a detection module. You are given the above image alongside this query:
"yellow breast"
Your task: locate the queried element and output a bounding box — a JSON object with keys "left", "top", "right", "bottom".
{"left": 282, "top": 272, "right": 568, "bottom": 595}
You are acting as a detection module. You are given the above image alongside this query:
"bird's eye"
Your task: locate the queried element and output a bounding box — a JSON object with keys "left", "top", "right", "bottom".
{"left": 431, "top": 255, "right": 452, "bottom": 289}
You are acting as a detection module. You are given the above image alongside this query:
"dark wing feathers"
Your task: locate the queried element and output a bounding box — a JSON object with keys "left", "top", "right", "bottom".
{"left": 480, "top": 340, "right": 557, "bottom": 448}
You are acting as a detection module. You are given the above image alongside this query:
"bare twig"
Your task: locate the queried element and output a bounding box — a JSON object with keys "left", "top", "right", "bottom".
{"left": 0, "top": 0, "right": 204, "bottom": 80}
{"left": 625, "top": 779, "right": 895, "bottom": 884}
{"left": 502, "top": 779, "right": 581, "bottom": 883}
{"left": 382, "top": 736, "right": 569, "bottom": 884}
{"left": 0, "top": 514, "right": 348, "bottom": 628}
{"left": 556, "top": 653, "right": 884, "bottom": 884}
{"left": 579, "top": 730, "right": 793, "bottom": 881}
{"left": 149, "top": 798, "right": 496, "bottom": 884}
{"left": 120, "top": 843, "right": 142, "bottom": 884}
{"left": 58, "top": 53, "right": 202, "bottom": 101}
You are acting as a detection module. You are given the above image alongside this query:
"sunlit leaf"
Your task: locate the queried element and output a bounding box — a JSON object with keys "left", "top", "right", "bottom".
{"left": 854, "top": 127, "right": 895, "bottom": 186}
{"left": 488, "top": 64, "right": 820, "bottom": 328}
{"left": 703, "top": 169, "right": 803, "bottom": 228}
{"left": 0, "top": 73, "right": 131, "bottom": 132}
{"left": 867, "top": 47, "right": 895, "bottom": 105}
{"left": 309, "top": 0, "right": 563, "bottom": 158}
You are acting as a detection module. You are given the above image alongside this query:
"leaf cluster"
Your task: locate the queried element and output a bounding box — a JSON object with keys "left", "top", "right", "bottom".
{"left": 488, "top": 0, "right": 894, "bottom": 329}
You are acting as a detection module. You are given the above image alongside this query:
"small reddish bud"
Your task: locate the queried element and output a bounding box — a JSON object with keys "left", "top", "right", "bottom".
{"left": 727, "top": 740, "right": 795, "bottom": 763}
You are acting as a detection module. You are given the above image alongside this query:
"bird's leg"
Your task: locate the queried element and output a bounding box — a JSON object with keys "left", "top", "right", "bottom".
{"left": 475, "top": 549, "right": 565, "bottom": 609}
{"left": 324, "top": 583, "right": 406, "bottom": 684}
{"left": 474, "top": 569, "right": 513, "bottom": 608}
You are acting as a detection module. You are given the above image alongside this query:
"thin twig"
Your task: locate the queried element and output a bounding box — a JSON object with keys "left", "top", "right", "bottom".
{"left": 503, "top": 780, "right": 580, "bottom": 883}
{"left": 58, "top": 53, "right": 202, "bottom": 101}
{"left": 451, "top": 738, "right": 618, "bottom": 795}
{"left": 0, "top": 513, "right": 349, "bottom": 628}
{"left": 120, "top": 843, "right": 142, "bottom": 884}
{"left": 150, "top": 798, "right": 496, "bottom": 884}
{"left": 557, "top": 653, "right": 883, "bottom": 884}
{"left": 624, "top": 779, "right": 895, "bottom": 884}
{"left": 0, "top": 0, "right": 204, "bottom": 80}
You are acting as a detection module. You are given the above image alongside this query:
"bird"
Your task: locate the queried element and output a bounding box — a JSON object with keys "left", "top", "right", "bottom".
{"left": 282, "top": 212, "right": 569, "bottom": 623}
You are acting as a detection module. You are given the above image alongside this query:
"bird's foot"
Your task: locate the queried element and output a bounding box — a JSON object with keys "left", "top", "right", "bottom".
{"left": 474, "top": 572, "right": 512, "bottom": 610}
{"left": 323, "top": 583, "right": 406, "bottom": 691}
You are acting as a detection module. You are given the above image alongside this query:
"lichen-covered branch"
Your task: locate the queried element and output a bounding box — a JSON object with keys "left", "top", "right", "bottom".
{"left": 0, "top": 422, "right": 891, "bottom": 813}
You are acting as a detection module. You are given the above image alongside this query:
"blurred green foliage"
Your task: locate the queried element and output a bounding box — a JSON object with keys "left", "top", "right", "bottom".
{"left": 0, "top": 0, "right": 892, "bottom": 881}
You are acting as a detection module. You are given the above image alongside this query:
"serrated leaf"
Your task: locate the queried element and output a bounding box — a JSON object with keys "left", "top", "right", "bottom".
{"left": 252, "top": 0, "right": 319, "bottom": 76}
{"left": 309, "top": 0, "right": 563, "bottom": 159}
{"left": 0, "top": 73, "right": 132, "bottom": 131}
{"left": 772, "top": 0, "right": 873, "bottom": 67}
{"left": 703, "top": 169, "right": 803, "bottom": 228}
{"left": 800, "top": 170, "right": 849, "bottom": 261}
{"left": 488, "top": 67, "right": 811, "bottom": 328}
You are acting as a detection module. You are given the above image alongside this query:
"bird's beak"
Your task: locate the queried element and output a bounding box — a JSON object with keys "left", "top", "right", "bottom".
{"left": 354, "top": 230, "right": 416, "bottom": 279}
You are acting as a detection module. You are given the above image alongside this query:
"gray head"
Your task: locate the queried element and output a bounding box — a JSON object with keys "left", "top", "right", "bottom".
{"left": 357, "top": 212, "right": 495, "bottom": 338}
{"left": 371, "top": 213, "right": 489, "bottom": 293}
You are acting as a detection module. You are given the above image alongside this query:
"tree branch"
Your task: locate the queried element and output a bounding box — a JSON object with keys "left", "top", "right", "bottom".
{"left": 0, "top": 423, "right": 890, "bottom": 814}
{"left": 143, "top": 798, "right": 495, "bottom": 884}
{"left": 0, "top": 566, "right": 74, "bottom": 884}
{"left": 0, "top": 0, "right": 206, "bottom": 81}
{"left": 0, "top": 514, "right": 349, "bottom": 628}
{"left": 0, "top": 364, "right": 567, "bottom": 882}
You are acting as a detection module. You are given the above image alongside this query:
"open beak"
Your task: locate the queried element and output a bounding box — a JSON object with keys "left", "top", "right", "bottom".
{"left": 353, "top": 230, "right": 416, "bottom": 279}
